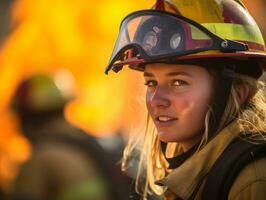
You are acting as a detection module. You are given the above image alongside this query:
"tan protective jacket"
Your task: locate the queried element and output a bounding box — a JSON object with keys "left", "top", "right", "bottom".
{"left": 158, "top": 121, "right": 266, "bottom": 200}
{"left": 11, "top": 118, "right": 111, "bottom": 200}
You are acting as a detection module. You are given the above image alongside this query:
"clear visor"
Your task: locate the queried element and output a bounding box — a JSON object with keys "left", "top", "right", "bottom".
{"left": 105, "top": 10, "right": 247, "bottom": 74}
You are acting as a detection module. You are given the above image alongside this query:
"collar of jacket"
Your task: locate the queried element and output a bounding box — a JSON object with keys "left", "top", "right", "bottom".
{"left": 155, "top": 120, "right": 241, "bottom": 200}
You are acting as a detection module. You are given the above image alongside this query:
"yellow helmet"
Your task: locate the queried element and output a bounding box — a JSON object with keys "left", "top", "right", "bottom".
{"left": 105, "top": 0, "right": 266, "bottom": 78}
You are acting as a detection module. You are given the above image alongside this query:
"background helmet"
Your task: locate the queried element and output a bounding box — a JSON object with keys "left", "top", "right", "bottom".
{"left": 106, "top": 0, "right": 266, "bottom": 78}
{"left": 11, "top": 70, "right": 75, "bottom": 116}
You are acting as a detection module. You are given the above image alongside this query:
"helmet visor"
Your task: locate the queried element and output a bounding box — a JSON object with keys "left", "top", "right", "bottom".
{"left": 105, "top": 10, "right": 247, "bottom": 74}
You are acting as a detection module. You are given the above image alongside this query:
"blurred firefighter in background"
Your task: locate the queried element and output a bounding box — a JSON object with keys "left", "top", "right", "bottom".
{"left": 9, "top": 70, "right": 131, "bottom": 200}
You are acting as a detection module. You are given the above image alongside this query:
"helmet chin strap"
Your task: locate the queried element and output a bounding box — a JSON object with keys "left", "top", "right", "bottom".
{"left": 160, "top": 141, "right": 198, "bottom": 169}
{"left": 160, "top": 65, "right": 236, "bottom": 169}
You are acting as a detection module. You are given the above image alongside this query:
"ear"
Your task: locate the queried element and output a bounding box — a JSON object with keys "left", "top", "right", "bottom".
{"left": 234, "top": 83, "right": 249, "bottom": 106}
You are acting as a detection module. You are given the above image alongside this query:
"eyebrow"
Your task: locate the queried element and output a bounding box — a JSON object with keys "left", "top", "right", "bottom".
{"left": 143, "top": 71, "right": 193, "bottom": 77}
{"left": 166, "top": 71, "right": 193, "bottom": 77}
{"left": 143, "top": 72, "right": 154, "bottom": 77}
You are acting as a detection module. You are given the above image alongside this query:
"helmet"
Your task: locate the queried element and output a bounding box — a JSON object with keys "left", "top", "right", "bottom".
{"left": 11, "top": 70, "right": 76, "bottom": 116}
{"left": 105, "top": 0, "right": 266, "bottom": 78}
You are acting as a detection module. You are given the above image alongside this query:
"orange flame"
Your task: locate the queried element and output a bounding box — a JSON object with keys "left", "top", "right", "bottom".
{"left": 0, "top": 0, "right": 151, "bottom": 191}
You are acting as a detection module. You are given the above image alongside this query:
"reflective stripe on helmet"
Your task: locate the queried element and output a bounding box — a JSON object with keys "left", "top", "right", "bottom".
{"left": 202, "top": 23, "right": 265, "bottom": 46}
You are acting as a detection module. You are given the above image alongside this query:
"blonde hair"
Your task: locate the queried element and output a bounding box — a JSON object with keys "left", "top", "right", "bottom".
{"left": 122, "top": 73, "right": 266, "bottom": 199}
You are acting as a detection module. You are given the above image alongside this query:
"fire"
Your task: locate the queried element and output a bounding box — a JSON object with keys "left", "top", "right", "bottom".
{"left": 1, "top": 0, "right": 265, "bottom": 194}
{"left": 0, "top": 0, "right": 150, "bottom": 192}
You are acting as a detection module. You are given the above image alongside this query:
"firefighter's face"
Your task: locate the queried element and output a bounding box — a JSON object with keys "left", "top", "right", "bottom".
{"left": 144, "top": 63, "right": 214, "bottom": 151}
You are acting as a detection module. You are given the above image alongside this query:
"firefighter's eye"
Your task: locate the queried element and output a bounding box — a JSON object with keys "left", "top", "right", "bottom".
{"left": 144, "top": 80, "right": 157, "bottom": 87}
{"left": 171, "top": 79, "right": 188, "bottom": 87}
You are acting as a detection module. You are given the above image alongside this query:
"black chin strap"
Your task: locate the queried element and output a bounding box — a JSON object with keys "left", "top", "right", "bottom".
{"left": 161, "top": 65, "right": 236, "bottom": 169}
{"left": 160, "top": 141, "right": 198, "bottom": 169}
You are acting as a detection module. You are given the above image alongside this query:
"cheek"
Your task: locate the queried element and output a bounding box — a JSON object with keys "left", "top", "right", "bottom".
{"left": 145, "top": 91, "right": 152, "bottom": 112}
{"left": 173, "top": 89, "right": 212, "bottom": 126}
{"left": 171, "top": 93, "right": 189, "bottom": 112}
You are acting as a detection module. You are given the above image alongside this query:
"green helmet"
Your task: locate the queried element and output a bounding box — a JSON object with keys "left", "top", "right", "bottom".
{"left": 11, "top": 71, "right": 75, "bottom": 116}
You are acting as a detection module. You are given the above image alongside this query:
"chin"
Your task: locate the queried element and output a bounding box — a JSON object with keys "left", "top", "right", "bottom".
{"left": 157, "top": 130, "right": 180, "bottom": 143}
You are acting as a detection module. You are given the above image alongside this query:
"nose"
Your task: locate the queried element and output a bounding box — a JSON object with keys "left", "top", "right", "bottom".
{"left": 147, "top": 86, "right": 170, "bottom": 108}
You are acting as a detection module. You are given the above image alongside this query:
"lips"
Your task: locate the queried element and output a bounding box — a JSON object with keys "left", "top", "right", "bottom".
{"left": 154, "top": 115, "right": 178, "bottom": 126}
{"left": 157, "top": 116, "right": 176, "bottom": 122}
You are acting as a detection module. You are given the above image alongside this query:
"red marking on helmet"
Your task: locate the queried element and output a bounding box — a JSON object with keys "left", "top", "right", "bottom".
{"left": 177, "top": 51, "right": 266, "bottom": 60}
{"left": 222, "top": 0, "right": 251, "bottom": 25}
{"left": 155, "top": 0, "right": 165, "bottom": 10}
{"left": 127, "top": 49, "right": 134, "bottom": 59}
{"left": 113, "top": 58, "right": 146, "bottom": 66}
{"left": 240, "top": 41, "right": 265, "bottom": 51}
{"left": 165, "top": 1, "right": 181, "bottom": 14}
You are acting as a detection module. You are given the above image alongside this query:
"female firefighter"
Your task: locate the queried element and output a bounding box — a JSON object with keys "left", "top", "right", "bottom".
{"left": 105, "top": 0, "right": 266, "bottom": 199}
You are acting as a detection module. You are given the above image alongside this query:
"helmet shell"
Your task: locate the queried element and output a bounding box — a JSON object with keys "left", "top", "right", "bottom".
{"left": 118, "top": 0, "right": 265, "bottom": 77}
{"left": 157, "top": 0, "right": 266, "bottom": 62}
{"left": 11, "top": 72, "right": 75, "bottom": 115}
